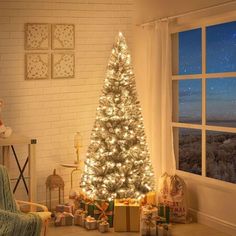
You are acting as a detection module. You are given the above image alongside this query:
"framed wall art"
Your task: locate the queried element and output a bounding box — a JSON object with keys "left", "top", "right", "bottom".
{"left": 52, "top": 53, "right": 75, "bottom": 79}
{"left": 25, "top": 23, "right": 51, "bottom": 50}
{"left": 25, "top": 53, "right": 50, "bottom": 80}
{"left": 52, "top": 24, "right": 75, "bottom": 50}
{"left": 25, "top": 23, "right": 75, "bottom": 80}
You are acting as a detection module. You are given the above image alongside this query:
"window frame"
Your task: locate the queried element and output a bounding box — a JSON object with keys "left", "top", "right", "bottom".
{"left": 171, "top": 14, "right": 236, "bottom": 190}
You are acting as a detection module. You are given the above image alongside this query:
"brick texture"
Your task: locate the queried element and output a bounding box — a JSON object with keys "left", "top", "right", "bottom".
{"left": 0, "top": 0, "right": 134, "bottom": 203}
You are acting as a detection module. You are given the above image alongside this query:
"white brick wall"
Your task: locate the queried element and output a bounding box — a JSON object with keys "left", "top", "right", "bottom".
{"left": 0, "top": 0, "right": 134, "bottom": 202}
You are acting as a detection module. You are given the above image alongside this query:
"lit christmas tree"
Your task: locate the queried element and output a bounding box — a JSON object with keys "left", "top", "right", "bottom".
{"left": 80, "top": 32, "right": 155, "bottom": 200}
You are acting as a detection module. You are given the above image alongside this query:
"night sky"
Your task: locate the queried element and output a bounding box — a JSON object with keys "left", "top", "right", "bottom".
{"left": 178, "top": 21, "right": 236, "bottom": 125}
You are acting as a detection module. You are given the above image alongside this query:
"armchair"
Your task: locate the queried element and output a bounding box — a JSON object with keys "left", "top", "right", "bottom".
{"left": 0, "top": 165, "right": 51, "bottom": 236}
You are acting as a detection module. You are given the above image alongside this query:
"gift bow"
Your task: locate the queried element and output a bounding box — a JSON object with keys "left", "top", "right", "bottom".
{"left": 145, "top": 205, "right": 155, "bottom": 210}
{"left": 84, "top": 196, "right": 94, "bottom": 204}
{"left": 77, "top": 193, "right": 85, "bottom": 200}
{"left": 62, "top": 212, "right": 73, "bottom": 217}
{"left": 75, "top": 209, "right": 86, "bottom": 216}
{"left": 86, "top": 216, "right": 96, "bottom": 222}
{"left": 118, "top": 198, "right": 137, "bottom": 205}
{"left": 143, "top": 213, "right": 156, "bottom": 228}
{"left": 55, "top": 212, "right": 73, "bottom": 223}
{"left": 94, "top": 202, "right": 113, "bottom": 220}
{"left": 100, "top": 220, "right": 109, "bottom": 226}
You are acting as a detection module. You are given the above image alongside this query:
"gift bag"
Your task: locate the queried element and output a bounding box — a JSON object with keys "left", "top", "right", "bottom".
{"left": 158, "top": 173, "right": 187, "bottom": 223}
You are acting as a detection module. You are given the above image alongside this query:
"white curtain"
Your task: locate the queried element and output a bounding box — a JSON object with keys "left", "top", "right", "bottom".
{"left": 142, "top": 21, "right": 176, "bottom": 187}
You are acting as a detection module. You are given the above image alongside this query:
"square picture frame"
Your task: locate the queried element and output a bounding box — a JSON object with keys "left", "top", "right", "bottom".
{"left": 25, "top": 23, "right": 51, "bottom": 50}
{"left": 25, "top": 53, "right": 50, "bottom": 80}
{"left": 52, "top": 53, "right": 75, "bottom": 79}
{"left": 52, "top": 24, "right": 75, "bottom": 50}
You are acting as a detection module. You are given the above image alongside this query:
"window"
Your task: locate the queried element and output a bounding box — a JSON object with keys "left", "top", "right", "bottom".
{"left": 172, "top": 21, "right": 236, "bottom": 184}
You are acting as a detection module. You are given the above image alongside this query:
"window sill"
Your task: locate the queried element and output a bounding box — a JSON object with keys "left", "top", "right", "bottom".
{"left": 176, "top": 169, "right": 236, "bottom": 193}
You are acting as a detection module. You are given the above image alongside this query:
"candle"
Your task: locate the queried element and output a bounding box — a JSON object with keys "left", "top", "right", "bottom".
{"left": 74, "top": 132, "right": 82, "bottom": 148}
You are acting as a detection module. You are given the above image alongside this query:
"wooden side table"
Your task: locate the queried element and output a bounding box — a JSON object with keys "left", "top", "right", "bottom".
{"left": 60, "top": 163, "right": 81, "bottom": 189}
{"left": 0, "top": 133, "right": 37, "bottom": 202}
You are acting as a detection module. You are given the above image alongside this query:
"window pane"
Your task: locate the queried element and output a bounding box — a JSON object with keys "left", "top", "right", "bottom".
{"left": 178, "top": 28, "right": 202, "bottom": 75}
{"left": 173, "top": 79, "right": 201, "bottom": 124}
{"left": 206, "top": 78, "right": 236, "bottom": 127}
{"left": 207, "top": 131, "right": 236, "bottom": 183}
{"left": 206, "top": 21, "right": 236, "bottom": 73}
{"left": 174, "top": 128, "right": 202, "bottom": 175}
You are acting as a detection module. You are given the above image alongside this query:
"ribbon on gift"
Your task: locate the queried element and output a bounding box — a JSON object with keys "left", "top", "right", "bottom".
{"left": 55, "top": 213, "right": 63, "bottom": 224}
{"left": 142, "top": 213, "right": 157, "bottom": 236}
{"left": 85, "top": 216, "right": 97, "bottom": 230}
{"left": 98, "top": 220, "right": 109, "bottom": 233}
{"left": 158, "top": 204, "right": 170, "bottom": 223}
{"left": 94, "top": 201, "right": 113, "bottom": 220}
{"left": 55, "top": 212, "right": 73, "bottom": 226}
{"left": 62, "top": 212, "right": 74, "bottom": 217}
{"left": 79, "top": 197, "right": 94, "bottom": 216}
{"left": 86, "top": 216, "right": 96, "bottom": 222}
{"left": 56, "top": 204, "right": 73, "bottom": 213}
{"left": 75, "top": 209, "right": 86, "bottom": 216}
{"left": 118, "top": 198, "right": 137, "bottom": 205}
{"left": 143, "top": 213, "right": 156, "bottom": 228}
{"left": 100, "top": 220, "right": 109, "bottom": 226}
{"left": 76, "top": 192, "right": 85, "bottom": 200}
{"left": 84, "top": 195, "right": 94, "bottom": 204}
{"left": 115, "top": 199, "right": 140, "bottom": 231}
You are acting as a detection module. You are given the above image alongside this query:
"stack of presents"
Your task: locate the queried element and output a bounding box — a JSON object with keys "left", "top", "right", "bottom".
{"left": 53, "top": 174, "right": 187, "bottom": 236}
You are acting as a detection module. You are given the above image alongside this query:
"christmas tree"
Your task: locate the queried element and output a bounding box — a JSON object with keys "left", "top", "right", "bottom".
{"left": 80, "top": 32, "right": 155, "bottom": 200}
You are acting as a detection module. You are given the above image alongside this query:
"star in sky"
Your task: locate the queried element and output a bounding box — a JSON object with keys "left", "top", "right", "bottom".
{"left": 178, "top": 21, "right": 236, "bottom": 125}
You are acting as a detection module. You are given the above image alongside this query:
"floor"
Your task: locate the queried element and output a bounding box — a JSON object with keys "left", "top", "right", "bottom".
{"left": 47, "top": 223, "right": 230, "bottom": 236}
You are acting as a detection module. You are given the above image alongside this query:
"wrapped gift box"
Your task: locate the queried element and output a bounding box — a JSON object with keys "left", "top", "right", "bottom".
{"left": 98, "top": 220, "right": 109, "bottom": 233}
{"left": 140, "top": 215, "right": 156, "bottom": 236}
{"left": 157, "top": 224, "right": 172, "bottom": 236}
{"left": 73, "top": 193, "right": 86, "bottom": 210}
{"left": 158, "top": 204, "right": 170, "bottom": 224}
{"left": 156, "top": 216, "right": 167, "bottom": 225}
{"left": 54, "top": 212, "right": 74, "bottom": 226}
{"left": 94, "top": 200, "right": 114, "bottom": 227}
{"left": 114, "top": 199, "right": 140, "bottom": 232}
{"left": 85, "top": 216, "right": 97, "bottom": 230}
{"left": 56, "top": 203, "right": 74, "bottom": 214}
{"left": 141, "top": 205, "right": 158, "bottom": 218}
{"left": 145, "top": 192, "right": 156, "bottom": 205}
{"left": 74, "top": 209, "right": 86, "bottom": 227}
{"left": 80, "top": 198, "right": 95, "bottom": 217}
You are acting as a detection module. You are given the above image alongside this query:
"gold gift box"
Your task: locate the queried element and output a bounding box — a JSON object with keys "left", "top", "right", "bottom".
{"left": 114, "top": 199, "right": 140, "bottom": 232}
{"left": 146, "top": 192, "right": 156, "bottom": 205}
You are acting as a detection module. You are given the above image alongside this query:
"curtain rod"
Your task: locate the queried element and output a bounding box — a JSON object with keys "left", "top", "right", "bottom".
{"left": 138, "top": 0, "right": 236, "bottom": 27}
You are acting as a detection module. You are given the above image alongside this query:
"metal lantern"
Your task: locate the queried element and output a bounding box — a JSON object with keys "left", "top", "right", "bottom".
{"left": 46, "top": 169, "right": 64, "bottom": 210}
